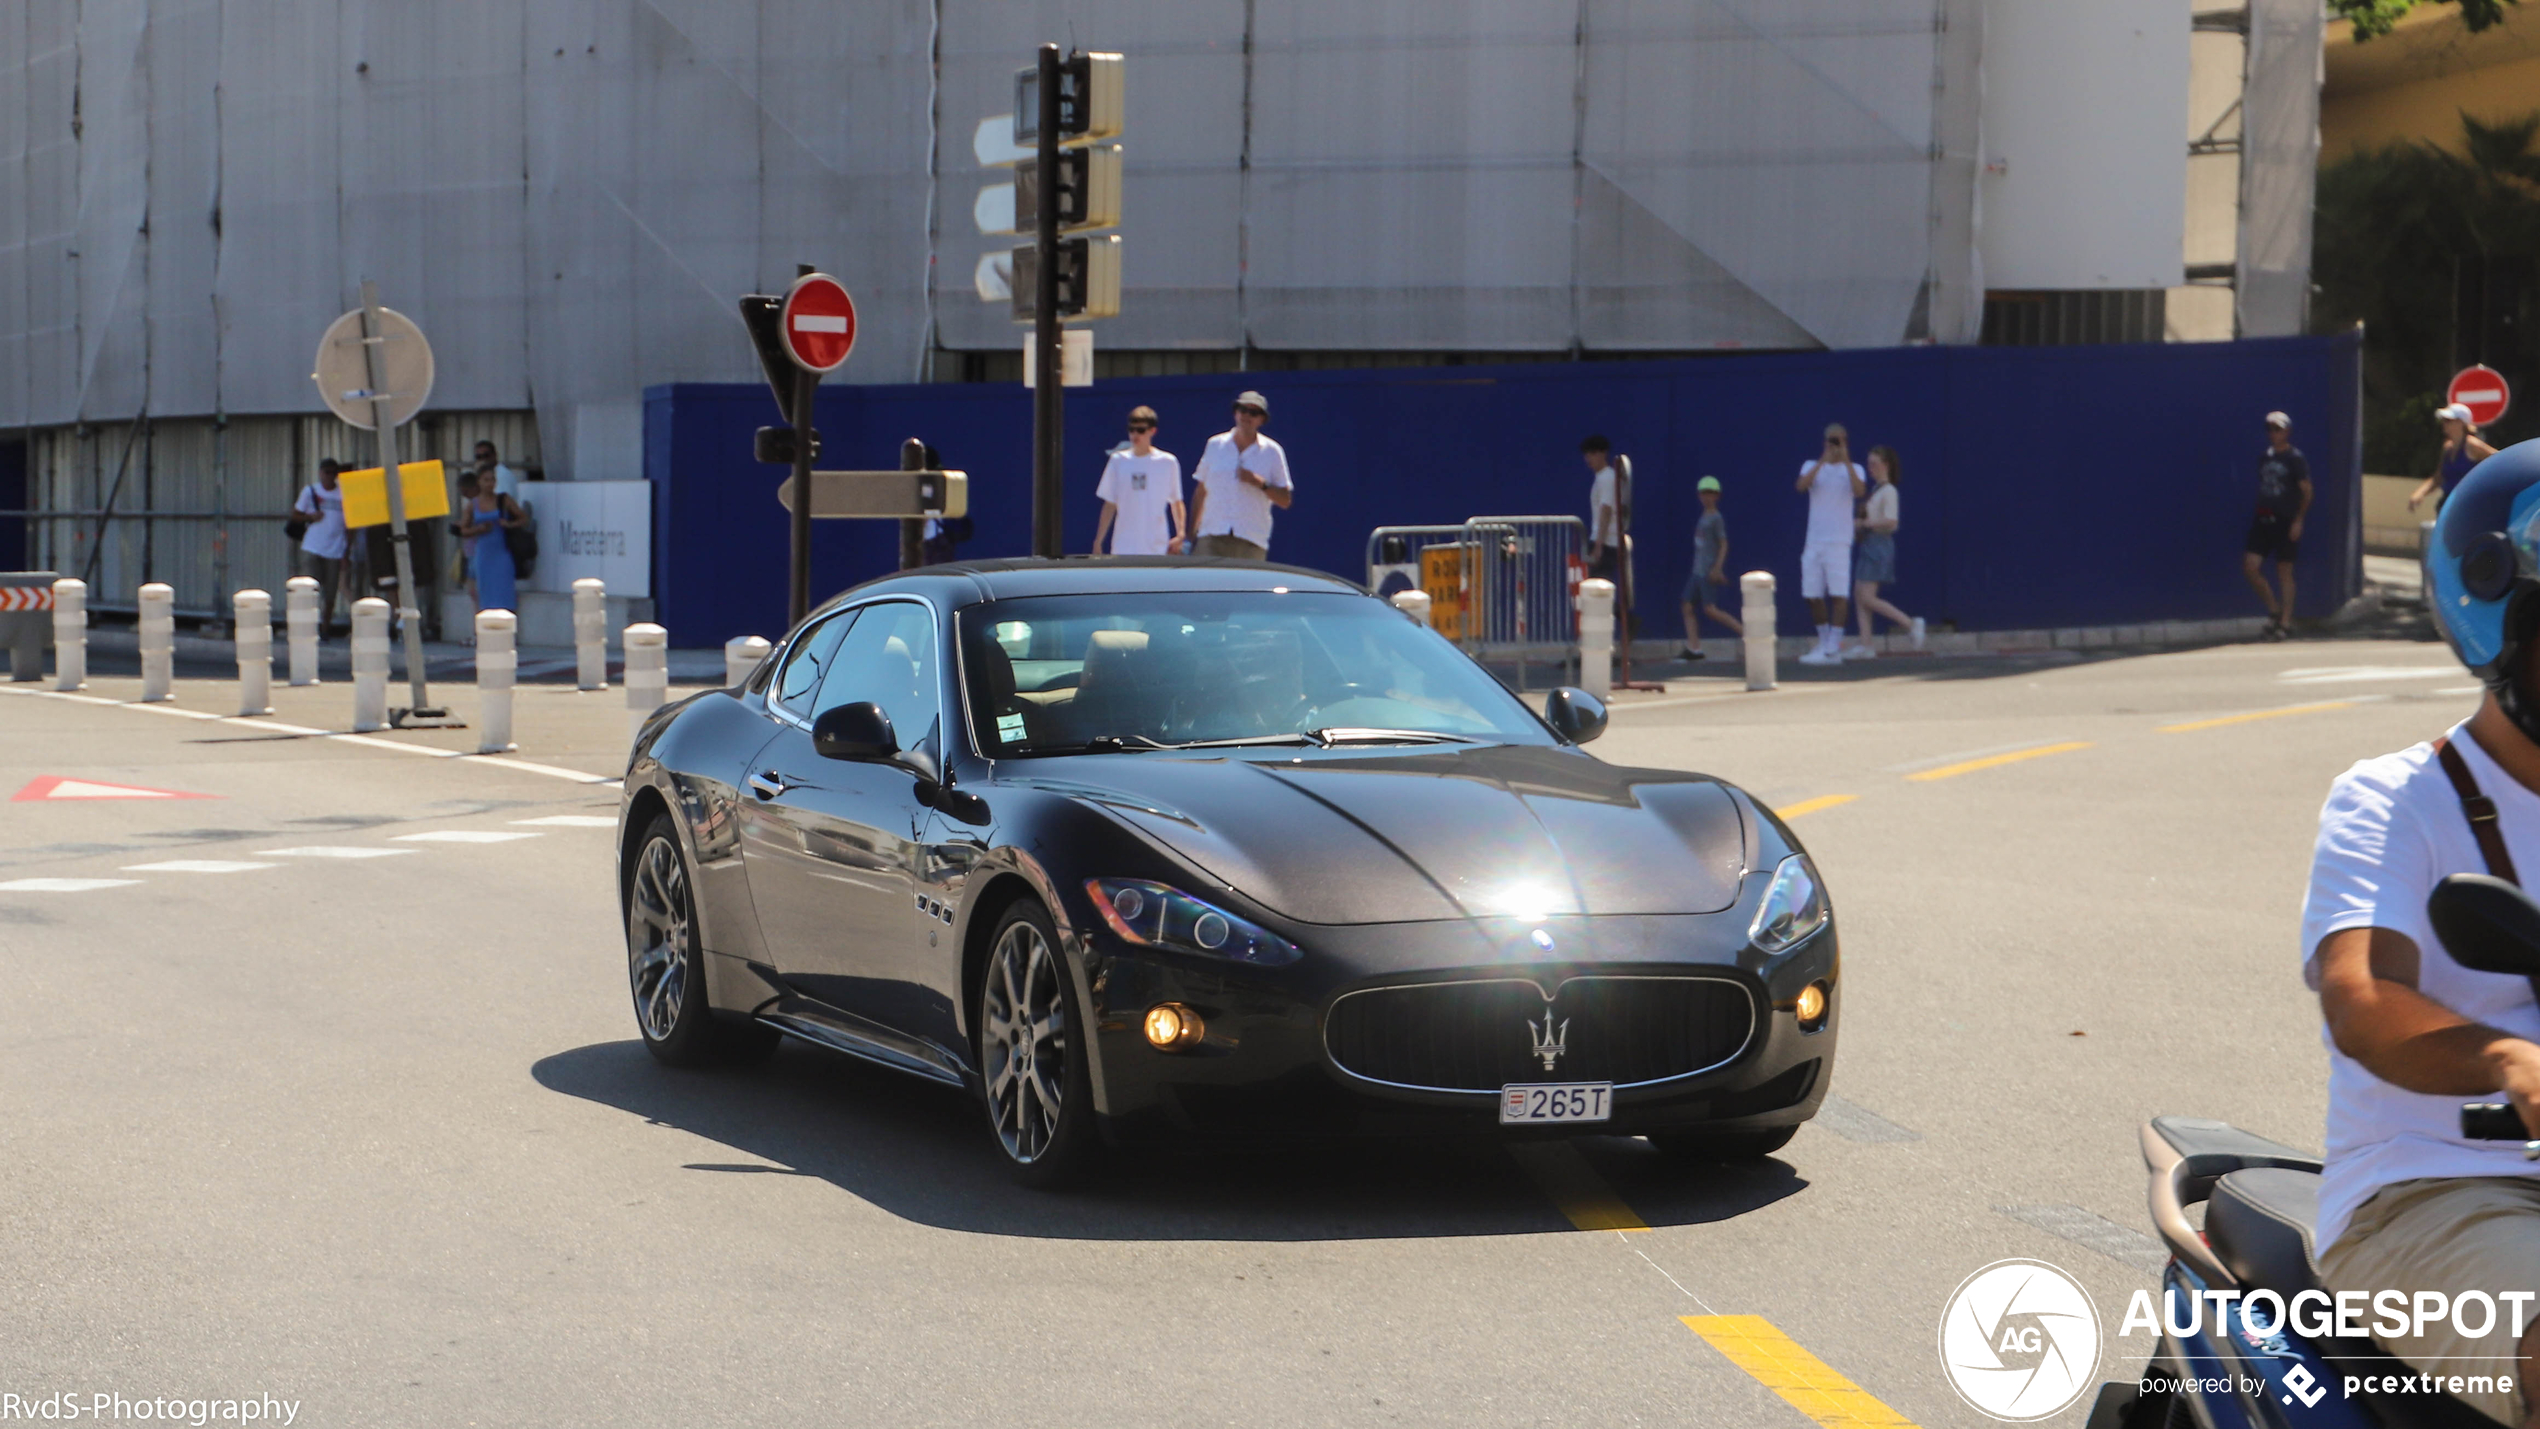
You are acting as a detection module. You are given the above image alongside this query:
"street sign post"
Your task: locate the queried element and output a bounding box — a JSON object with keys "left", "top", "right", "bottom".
{"left": 774, "top": 469, "right": 969, "bottom": 520}
{"left": 2450, "top": 364, "right": 2513, "bottom": 427}
{"left": 311, "top": 284, "right": 455, "bottom": 727}
{"left": 742, "top": 269, "right": 859, "bottom": 625}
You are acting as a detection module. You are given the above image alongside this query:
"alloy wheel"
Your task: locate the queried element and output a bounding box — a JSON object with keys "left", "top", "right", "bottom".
{"left": 627, "top": 834, "right": 691, "bottom": 1042}
{"left": 981, "top": 916, "right": 1069, "bottom": 1163}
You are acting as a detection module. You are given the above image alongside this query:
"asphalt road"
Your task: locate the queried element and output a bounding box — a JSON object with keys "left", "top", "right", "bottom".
{"left": 0, "top": 625, "right": 2473, "bottom": 1428}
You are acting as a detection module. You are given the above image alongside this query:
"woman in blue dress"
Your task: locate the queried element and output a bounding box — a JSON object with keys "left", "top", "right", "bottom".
{"left": 2408, "top": 403, "right": 2497, "bottom": 514}
{"left": 456, "top": 476, "right": 527, "bottom": 615}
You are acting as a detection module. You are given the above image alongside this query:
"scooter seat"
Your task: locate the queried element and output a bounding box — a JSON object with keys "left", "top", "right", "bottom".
{"left": 2205, "top": 1166, "right": 2322, "bottom": 1299}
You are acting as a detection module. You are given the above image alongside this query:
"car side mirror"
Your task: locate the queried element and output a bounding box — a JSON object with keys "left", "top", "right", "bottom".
{"left": 813, "top": 701, "right": 899, "bottom": 762}
{"left": 1544, "top": 686, "right": 1607, "bottom": 745}
{"left": 2429, "top": 873, "right": 2540, "bottom": 978}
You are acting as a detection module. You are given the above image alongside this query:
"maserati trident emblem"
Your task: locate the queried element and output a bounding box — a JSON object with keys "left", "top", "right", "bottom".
{"left": 1528, "top": 1010, "right": 1569, "bottom": 1072}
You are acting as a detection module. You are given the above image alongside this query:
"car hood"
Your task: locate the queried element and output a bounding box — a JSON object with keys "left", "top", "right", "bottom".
{"left": 1006, "top": 743, "right": 1750, "bottom": 924}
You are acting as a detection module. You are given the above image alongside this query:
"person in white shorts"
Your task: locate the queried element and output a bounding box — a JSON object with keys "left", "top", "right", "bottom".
{"left": 1795, "top": 423, "right": 1865, "bottom": 666}
{"left": 1093, "top": 406, "right": 1184, "bottom": 556}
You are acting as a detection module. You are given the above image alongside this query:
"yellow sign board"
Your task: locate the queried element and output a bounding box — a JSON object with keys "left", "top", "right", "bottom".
{"left": 1421, "top": 543, "right": 1472, "bottom": 641}
{"left": 339, "top": 459, "right": 451, "bottom": 529}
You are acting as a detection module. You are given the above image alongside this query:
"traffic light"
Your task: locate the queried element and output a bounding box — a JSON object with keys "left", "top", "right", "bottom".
{"left": 1013, "top": 51, "right": 1122, "bottom": 147}
{"left": 1016, "top": 146, "right": 1122, "bottom": 233}
{"left": 1009, "top": 236, "right": 1122, "bottom": 323}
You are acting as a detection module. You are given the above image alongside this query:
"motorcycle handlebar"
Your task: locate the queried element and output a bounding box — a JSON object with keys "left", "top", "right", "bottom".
{"left": 2462, "top": 1102, "right": 2531, "bottom": 1140}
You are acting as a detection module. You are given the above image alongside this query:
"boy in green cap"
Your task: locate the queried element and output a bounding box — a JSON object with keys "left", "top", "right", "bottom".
{"left": 1679, "top": 476, "right": 1740, "bottom": 659}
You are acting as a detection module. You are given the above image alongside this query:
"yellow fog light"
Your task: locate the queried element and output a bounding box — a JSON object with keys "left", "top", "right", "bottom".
{"left": 1794, "top": 982, "right": 1829, "bottom": 1030}
{"left": 1143, "top": 1002, "right": 1204, "bottom": 1051}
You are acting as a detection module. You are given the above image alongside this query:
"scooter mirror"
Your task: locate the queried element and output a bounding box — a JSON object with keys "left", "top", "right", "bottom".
{"left": 2428, "top": 873, "right": 2540, "bottom": 977}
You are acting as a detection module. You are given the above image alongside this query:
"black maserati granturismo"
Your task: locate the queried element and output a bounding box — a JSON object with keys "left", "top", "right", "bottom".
{"left": 617, "top": 559, "right": 1836, "bottom": 1184}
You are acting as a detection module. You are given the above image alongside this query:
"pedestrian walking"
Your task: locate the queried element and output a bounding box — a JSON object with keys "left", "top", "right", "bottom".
{"left": 2243, "top": 410, "right": 2313, "bottom": 641}
{"left": 289, "top": 458, "right": 352, "bottom": 634}
{"left": 1795, "top": 423, "right": 1865, "bottom": 666}
{"left": 1584, "top": 436, "right": 1621, "bottom": 583}
{"left": 1678, "top": 476, "right": 1740, "bottom": 659}
{"left": 1094, "top": 406, "right": 1185, "bottom": 556}
{"left": 1846, "top": 445, "right": 1923, "bottom": 657}
{"left": 456, "top": 474, "right": 529, "bottom": 617}
{"left": 2407, "top": 403, "right": 2498, "bottom": 513}
{"left": 1183, "top": 391, "right": 1291, "bottom": 560}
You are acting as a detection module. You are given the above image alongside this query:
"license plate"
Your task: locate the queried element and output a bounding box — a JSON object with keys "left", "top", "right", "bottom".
{"left": 1499, "top": 1082, "right": 1613, "bottom": 1125}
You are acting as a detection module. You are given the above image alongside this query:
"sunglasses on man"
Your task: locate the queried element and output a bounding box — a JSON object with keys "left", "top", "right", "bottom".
{"left": 1128, "top": 422, "right": 1154, "bottom": 433}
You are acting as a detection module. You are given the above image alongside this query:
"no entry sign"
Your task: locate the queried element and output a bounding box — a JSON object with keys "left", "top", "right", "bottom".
{"left": 780, "top": 273, "right": 858, "bottom": 373}
{"left": 2449, "top": 364, "right": 2512, "bottom": 427}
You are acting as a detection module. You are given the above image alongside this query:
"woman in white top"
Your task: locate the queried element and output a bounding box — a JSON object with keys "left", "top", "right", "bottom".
{"left": 1847, "top": 445, "right": 1923, "bottom": 656}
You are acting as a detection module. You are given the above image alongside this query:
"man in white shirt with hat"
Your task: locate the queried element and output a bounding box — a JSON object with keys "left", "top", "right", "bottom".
{"left": 1181, "top": 390, "right": 1292, "bottom": 561}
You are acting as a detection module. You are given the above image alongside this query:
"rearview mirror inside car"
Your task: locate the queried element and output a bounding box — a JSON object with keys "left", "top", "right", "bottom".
{"left": 813, "top": 701, "right": 899, "bottom": 762}
{"left": 2428, "top": 872, "right": 2540, "bottom": 978}
{"left": 1543, "top": 686, "right": 1607, "bottom": 745}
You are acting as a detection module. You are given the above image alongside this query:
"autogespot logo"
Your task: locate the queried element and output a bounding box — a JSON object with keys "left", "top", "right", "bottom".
{"left": 1939, "top": 1259, "right": 2103, "bottom": 1422}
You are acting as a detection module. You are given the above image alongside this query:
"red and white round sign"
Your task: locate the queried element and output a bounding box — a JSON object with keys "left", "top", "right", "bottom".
{"left": 780, "top": 273, "right": 857, "bottom": 374}
{"left": 2449, "top": 364, "right": 2511, "bottom": 427}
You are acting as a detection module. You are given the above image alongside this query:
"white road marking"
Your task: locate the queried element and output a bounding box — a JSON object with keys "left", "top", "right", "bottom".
{"left": 120, "top": 859, "right": 282, "bottom": 874}
{"left": 391, "top": 830, "right": 542, "bottom": 844}
{"left": 2276, "top": 665, "right": 2457, "bottom": 685}
{"left": 260, "top": 846, "right": 418, "bottom": 859}
{"left": 509, "top": 814, "right": 616, "bottom": 827}
{"left": 0, "top": 877, "right": 143, "bottom": 892}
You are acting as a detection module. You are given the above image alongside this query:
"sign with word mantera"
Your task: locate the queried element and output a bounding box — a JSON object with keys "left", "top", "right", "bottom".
{"left": 517, "top": 480, "right": 652, "bottom": 597}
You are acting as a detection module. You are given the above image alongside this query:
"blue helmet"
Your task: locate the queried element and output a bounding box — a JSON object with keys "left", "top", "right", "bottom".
{"left": 2430, "top": 439, "right": 2540, "bottom": 716}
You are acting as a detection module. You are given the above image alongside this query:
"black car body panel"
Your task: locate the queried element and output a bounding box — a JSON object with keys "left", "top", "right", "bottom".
{"left": 618, "top": 558, "right": 1838, "bottom": 1147}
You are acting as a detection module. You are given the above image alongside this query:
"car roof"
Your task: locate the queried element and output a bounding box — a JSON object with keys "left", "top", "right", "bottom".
{"left": 822, "top": 557, "right": 1368, "bottom": 611}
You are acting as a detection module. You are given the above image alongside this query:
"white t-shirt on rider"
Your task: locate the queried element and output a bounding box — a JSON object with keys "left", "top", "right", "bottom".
{"left": 1096, "top": 450, "right": 1182, "bottom": 555}
{"left": 2300, "top": 721, "right": 2540, "bottom": 1249}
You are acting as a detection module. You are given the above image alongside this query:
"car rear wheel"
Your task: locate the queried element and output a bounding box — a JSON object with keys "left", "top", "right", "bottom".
{"left": 978, "top": 900, "right": 1096, "bottom": 1187}
{"left": 626, "top": 815, "right": 776, "bottom": 1067}
{"left": 1648, "top": 1125, "right": 1798, "bottom": 1163}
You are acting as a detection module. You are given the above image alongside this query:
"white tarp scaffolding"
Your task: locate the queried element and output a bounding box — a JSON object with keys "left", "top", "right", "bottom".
{"left": 5, "top": 0, "right": 2044, "bottom": 459}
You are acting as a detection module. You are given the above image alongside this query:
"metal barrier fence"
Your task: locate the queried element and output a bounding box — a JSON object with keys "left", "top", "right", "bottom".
{"left": 1367, "top": 514, "right": 1586, "bottom": 690}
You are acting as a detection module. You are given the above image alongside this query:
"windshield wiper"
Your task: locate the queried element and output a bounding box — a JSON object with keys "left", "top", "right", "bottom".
{"left": 1308, "top": 728, "right": 1483, "bottom": 745}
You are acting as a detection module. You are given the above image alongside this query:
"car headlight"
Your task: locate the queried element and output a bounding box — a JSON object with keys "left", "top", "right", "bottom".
{"left": 1748, "top": 855, "right": 1828, "bottom": 954}
{"left": 1083, "top": 878, "right": 1302, "bottom": 967}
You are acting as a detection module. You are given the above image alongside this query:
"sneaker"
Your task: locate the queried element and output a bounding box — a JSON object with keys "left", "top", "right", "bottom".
{"left": 1841, "top": 643, "right": 1876, "bottom": 660}
{"left": 1909, "top": 616, "right": 1926, "bottom": 651}
{"left": 1677, "top": 646, "right": 1707, "bottom": 661}
{"left": 1797, "top": 647, "right": 1837, "bottom": 666}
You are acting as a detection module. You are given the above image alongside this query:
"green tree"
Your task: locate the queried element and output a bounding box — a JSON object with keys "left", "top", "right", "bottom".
{"left": 2333, "top": 0, "right": 2521, "bottom": 41}
{"left": 2312, "top": 112, "right": 2540, "bottom": 471}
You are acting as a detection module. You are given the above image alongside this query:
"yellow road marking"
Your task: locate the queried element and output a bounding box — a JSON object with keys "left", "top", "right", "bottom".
{"left": 1903, "top": 741, "right": 2092, "bottom": 783}
{"left": 1684, "top": 1315, "right": 1922, "bottom": 1427}
{"left": 1774, "top": 794, "right": 1857, "bottom": 820}
{"left": 1507, "top": 1142, "right": 1649, "bottom": 1232}
{"left": 2159, "top": 699, "right": 2359, "bottom": 733}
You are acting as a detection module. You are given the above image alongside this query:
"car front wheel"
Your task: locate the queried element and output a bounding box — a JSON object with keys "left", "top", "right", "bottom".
{"left": 977, "top": 900, "right": 1096, "bottom": 1187}
{"left": 626, "top": 814, "right": 775, "bottom": 1067}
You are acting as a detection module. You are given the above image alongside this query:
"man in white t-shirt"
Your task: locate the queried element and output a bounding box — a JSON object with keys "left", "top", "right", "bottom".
{"left": 1094, "top": 405, "right": 1184, "bottom": 556}
{"left": 293, "top": 458, "right": 352, "bottom": 633}
{"left": 2302, "top": 439, "right": 2540, "bottom": 1429}
{"left": 1183, "top": 390, "right": 1291, "bottom": 561}
{"left": 1795, "top": 423, "right": 1866, "bottom": 666}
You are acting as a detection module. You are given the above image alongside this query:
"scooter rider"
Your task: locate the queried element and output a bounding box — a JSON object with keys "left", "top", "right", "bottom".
{"left": 2305, "top": 437, "right": 2540, "bottom": 1428}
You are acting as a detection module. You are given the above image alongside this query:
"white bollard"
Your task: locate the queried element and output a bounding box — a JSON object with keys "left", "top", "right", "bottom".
{"left": 137, "top": 582, "right": 175, "bottom": 702}
{"left": 573, "top": 577, "right": 608, "bottom": 691}
{"left": 285, "top": 576, "right": 320, "bottom": 686}
{"left": 350, "top": 597, "right": 391, "bottom": 732}
{"left": 476, "top": 608, "right": 517, "bottom": 753}
{"left": 1740, "top": 571, "right": 1778, "bottom": 692}
{"left": 1388, "top": 589, "right": 1432, "bottom": 627}
{"left": 233, "top": 589, "right": 273, "bottom": 716}
{"left": 624, "top": 622, "right": 669, "bottom": 741}
{"left": 725, "top": 635, "right": 771, "bottom": 689}
{"left": 1577, "top": 578, "right": 1614, "bottom": 700}
{"left": 51, "top": 578, "right": 86, "bottom": 691}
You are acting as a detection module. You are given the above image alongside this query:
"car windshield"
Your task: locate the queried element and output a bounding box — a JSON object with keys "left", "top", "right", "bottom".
{"left": 959, "top": 591, "right": 1553, "bottom": 757}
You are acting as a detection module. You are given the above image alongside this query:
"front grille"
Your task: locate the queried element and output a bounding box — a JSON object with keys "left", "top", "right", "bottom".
{"left": 1323, "top": 976, "right": 1755, "bottom": 1092}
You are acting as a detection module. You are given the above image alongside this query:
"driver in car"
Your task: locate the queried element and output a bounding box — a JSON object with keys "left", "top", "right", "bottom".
{"left": 2304, "top": 439, "right": 2540, "bottom": 1428}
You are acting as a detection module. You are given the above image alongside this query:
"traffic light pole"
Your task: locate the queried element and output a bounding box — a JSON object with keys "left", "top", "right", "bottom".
{"left": 1031, "top": 42, "right": 1064, "bottom": 560}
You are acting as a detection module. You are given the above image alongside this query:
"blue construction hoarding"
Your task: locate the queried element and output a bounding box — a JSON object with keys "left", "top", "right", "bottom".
{"left": 645, "top": 330, "right": 2362, "bottom": 648}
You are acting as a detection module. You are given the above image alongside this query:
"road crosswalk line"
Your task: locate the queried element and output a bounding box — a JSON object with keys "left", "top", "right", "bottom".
{"left": 121, "top": 860, "right": 281, "bottom": 873}
{"left": 261, "top": 847, "right": 418, "bottom": 859}
{"left": 510, "top": 815, "right": 616, "bottom": 827}
{"left": 391, "top": 830, "right": 542, "bottom": 844}
{"left": 0, "top": 878, "right": 143, "bottom": 892}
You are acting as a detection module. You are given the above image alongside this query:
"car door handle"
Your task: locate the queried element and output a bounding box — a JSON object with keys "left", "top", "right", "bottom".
{"left": 747, "top": 770, "right": 792, "bottom": 800}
